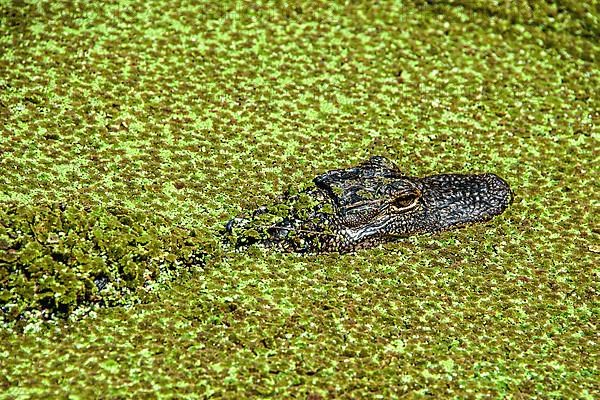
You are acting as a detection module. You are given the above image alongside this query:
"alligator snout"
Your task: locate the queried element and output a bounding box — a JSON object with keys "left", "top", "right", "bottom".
{"left": 416, "top": 173, "right": 512, "bottom": 232}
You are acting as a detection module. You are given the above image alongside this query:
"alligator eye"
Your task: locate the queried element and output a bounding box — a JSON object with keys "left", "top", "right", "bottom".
{"left": 391, "top": 194, "right": 419, "bottom": 210}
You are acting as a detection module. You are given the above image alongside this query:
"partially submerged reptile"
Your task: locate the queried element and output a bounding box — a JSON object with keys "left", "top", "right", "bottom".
{"left": 224, "top": 156, "right": 512, "bottom": 253}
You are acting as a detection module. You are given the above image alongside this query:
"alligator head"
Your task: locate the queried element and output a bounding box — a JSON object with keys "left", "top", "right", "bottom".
{"left": 224, "top": 156, "right": 512, "bottom": 253}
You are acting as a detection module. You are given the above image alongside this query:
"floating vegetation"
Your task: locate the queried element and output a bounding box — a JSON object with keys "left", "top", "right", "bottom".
{"left": 0, "top": 202, "right": 207, "bottom": 327}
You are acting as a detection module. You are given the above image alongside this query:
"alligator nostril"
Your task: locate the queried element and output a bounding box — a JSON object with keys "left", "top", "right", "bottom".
{"left": 484, "top": 174, "right": 512, "bottom": 204}
{"left": 495, "top": 176, "right": 513, "bottom": 206}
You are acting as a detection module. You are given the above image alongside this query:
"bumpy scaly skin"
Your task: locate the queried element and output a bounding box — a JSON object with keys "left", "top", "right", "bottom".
{"left": 224, "top": 156, "right": 512, "bottom": 253}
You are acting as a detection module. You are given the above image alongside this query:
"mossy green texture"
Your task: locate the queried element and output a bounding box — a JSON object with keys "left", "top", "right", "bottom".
{"left": 0, "top": 202, "right": 208, "bottom": 327}
{"left": 0, "top": 0, "right": 598, "bottom": 398}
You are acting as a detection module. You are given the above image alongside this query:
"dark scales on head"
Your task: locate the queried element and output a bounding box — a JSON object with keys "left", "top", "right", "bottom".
{"left": 224, "top": 156, "right": 513, "bottom": 253}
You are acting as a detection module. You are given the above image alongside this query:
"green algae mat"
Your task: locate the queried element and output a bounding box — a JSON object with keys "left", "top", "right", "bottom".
{"left": 1, "top": 0, "right": 598, "bottom": 398}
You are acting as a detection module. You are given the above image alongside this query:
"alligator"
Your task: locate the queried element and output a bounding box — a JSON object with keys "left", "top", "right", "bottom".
{"left": 224, "top": 156, "right": 512, "bottom": 253}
